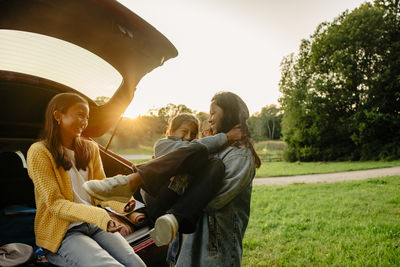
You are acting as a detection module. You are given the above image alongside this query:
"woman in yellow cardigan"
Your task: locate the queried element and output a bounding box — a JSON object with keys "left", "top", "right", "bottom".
{"left": 27, "top": 93, "right": 145, "bottom": 267}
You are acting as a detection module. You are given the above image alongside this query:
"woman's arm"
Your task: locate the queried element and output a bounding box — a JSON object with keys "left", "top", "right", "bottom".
{"left": 27, "top": 143, "right": 111, "bottom": 231}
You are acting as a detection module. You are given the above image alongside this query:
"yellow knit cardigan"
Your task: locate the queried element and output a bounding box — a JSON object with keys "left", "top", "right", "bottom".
{"left": 27, "top": 141, "right": 125, "bottom": 253}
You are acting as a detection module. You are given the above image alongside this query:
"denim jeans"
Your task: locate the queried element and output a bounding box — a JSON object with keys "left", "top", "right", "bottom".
{"left": 44, "top": 223, "right": 145, "bottom": 267}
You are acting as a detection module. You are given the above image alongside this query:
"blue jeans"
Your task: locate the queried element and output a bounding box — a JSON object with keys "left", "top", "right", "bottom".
{"left": 44, "top": 223, "right": 145, "bottom": 267}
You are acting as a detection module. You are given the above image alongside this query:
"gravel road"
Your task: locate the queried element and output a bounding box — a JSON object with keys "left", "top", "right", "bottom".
{"left": 253, "top": 166, "right": 400, "bottom": 186}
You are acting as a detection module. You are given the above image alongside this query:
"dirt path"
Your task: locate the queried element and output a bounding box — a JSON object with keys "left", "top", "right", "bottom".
{"left": 253, "top": 166, "right": 400, "bottom": 186}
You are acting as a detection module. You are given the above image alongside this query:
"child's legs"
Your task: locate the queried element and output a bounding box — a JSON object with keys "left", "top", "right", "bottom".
{"left": 145, "top": 181, "right": 180, "bottom": 223}
{"left": 44, "top": 223, "right": 127, "bottom": 267}
{"left": 168, "top": 157, "right": 225, "bottom": 233}
{"left": 137, "top": 143, "right": 208, "bottom": 196}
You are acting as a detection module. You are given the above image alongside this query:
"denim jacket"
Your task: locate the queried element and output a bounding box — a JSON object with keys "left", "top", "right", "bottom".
{"left": 157, "top": 136, "right": 256, "bottom": 267}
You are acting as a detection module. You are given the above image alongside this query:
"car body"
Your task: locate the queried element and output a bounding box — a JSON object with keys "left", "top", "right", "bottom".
{"left": 0, "top": 0, "right": 177, "bottom": 265}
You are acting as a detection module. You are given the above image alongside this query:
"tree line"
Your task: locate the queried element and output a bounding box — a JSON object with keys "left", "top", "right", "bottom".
{"left": 93, "top": 101, "right": 283, "bottom": 151}
{"left": 279, "top": 0, "right": 399, "bottom": 161}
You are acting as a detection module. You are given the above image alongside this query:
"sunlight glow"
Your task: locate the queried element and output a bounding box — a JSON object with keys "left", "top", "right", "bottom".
{"left": 117, "top": 0, "right": 367, "bottom": 119}
{"left": 0, "top": 30, "right": 122, "bottom": 100}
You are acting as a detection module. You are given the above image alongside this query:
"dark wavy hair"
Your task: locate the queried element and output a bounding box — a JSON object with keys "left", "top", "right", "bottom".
{"left": 211, "top": 91, "right": 261, "bottom": 168}
{"left": 41, "top": 93, "right": 91, "bottom": 170}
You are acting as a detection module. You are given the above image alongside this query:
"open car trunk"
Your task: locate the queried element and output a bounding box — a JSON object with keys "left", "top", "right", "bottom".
{"left": 0, "top": 0, "right": 177, "bottom": 265}
{"left": 0, "top": 0, "right": 178, "bottom": 138}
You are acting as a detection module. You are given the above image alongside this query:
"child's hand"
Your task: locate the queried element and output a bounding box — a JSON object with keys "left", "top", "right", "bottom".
{"left": 226, "top": 124, "right": 244, "bottom": 142}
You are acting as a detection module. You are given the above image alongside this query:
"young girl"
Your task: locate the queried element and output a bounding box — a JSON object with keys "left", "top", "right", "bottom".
{"left": 151, "top": 113, "right": 203, "bottom": 196}
{"left": 84, "top": 113, "right": 243, "bottom": 247}
{"left": 27, "top": 93, "right": 145, "bottom": 267}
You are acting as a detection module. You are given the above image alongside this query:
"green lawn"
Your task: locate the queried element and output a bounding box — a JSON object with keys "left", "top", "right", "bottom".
{"left": 130, "top": 158, "right": 151, "bottom": 165}
{"left": 115, "top": 144, "right": 154, "bottom": 155}
{"left": 256, "top": 160, "right": 400, "bottom": 178}
{"left": 243, "top": 176, "right": 400, "bottom": 266}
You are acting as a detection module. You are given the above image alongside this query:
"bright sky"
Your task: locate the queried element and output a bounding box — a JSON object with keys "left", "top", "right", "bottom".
{"left": 0, "top": 0, "right": 367, "bottom": 118}
{"left": 119, "top": 0, "right": 368, "bottom": 118}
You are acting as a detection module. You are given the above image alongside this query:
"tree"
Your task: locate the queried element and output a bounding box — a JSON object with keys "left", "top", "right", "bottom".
{"left": 279, "top": 1, "right": 400, "bottom": 161}
{"left": 261, "top": 105, "right": 282, "bottom": 140}
{"left": 249, "top": 105, "right": 282, "bottom": 141}
{"left": 157, "top": 103, "right": 193, "bottom": 124}
{"left": 196, "top": 111, "right": 209, "bottom": 124}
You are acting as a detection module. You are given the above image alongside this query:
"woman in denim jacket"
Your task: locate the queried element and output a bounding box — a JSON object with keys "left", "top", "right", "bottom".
{"left": 167, "top": 91, "right": 261, "bottom": 267}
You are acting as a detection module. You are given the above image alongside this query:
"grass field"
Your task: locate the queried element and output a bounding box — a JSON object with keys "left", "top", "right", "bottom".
{"left": 254, "top": 140, "right": 287, "bottom": 162}
{"left": 243, "top": 176, "right": 400, "bottom": 266}
{"left": 115, "top": 144, "right": 154, "bottom": 155}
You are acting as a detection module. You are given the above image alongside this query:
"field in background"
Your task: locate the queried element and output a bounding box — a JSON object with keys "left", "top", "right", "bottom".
{"left": 242, "top": 176, "right": 400, "bottom": 266}
{"left": 116, "top": 144, "right": 154, "bottom": 155}
{"left": 255, "top": 160, "right": 400, "bottom": 178}
{"left": 254, "top": 140, "right": 286, "bottom": 162}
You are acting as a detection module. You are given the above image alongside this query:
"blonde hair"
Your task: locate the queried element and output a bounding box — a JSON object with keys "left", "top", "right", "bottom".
{"left": 166, "top": 113, "right": 199, "bottom": 137}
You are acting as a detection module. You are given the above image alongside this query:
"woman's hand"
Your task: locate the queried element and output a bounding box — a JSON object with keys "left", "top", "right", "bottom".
{"left": 107, "top": 219, "right": 125, "bottom": 234}
{"left": 226, "top": 124, "right": 244, "bottom": 142}
{"left": 107, "top": 216, "right": 132, "bottom": 236}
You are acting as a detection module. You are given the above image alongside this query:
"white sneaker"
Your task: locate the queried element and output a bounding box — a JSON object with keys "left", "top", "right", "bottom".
{"left": 83, "top": 175, "right": 133, "bottom": 202}
{"left": 149, "top": 214, "right": 179, "bottom": 247}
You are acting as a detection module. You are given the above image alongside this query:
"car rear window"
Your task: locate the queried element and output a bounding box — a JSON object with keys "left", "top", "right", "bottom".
{"left": 0, "top": 29, "right": 122, "bottom": 100}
